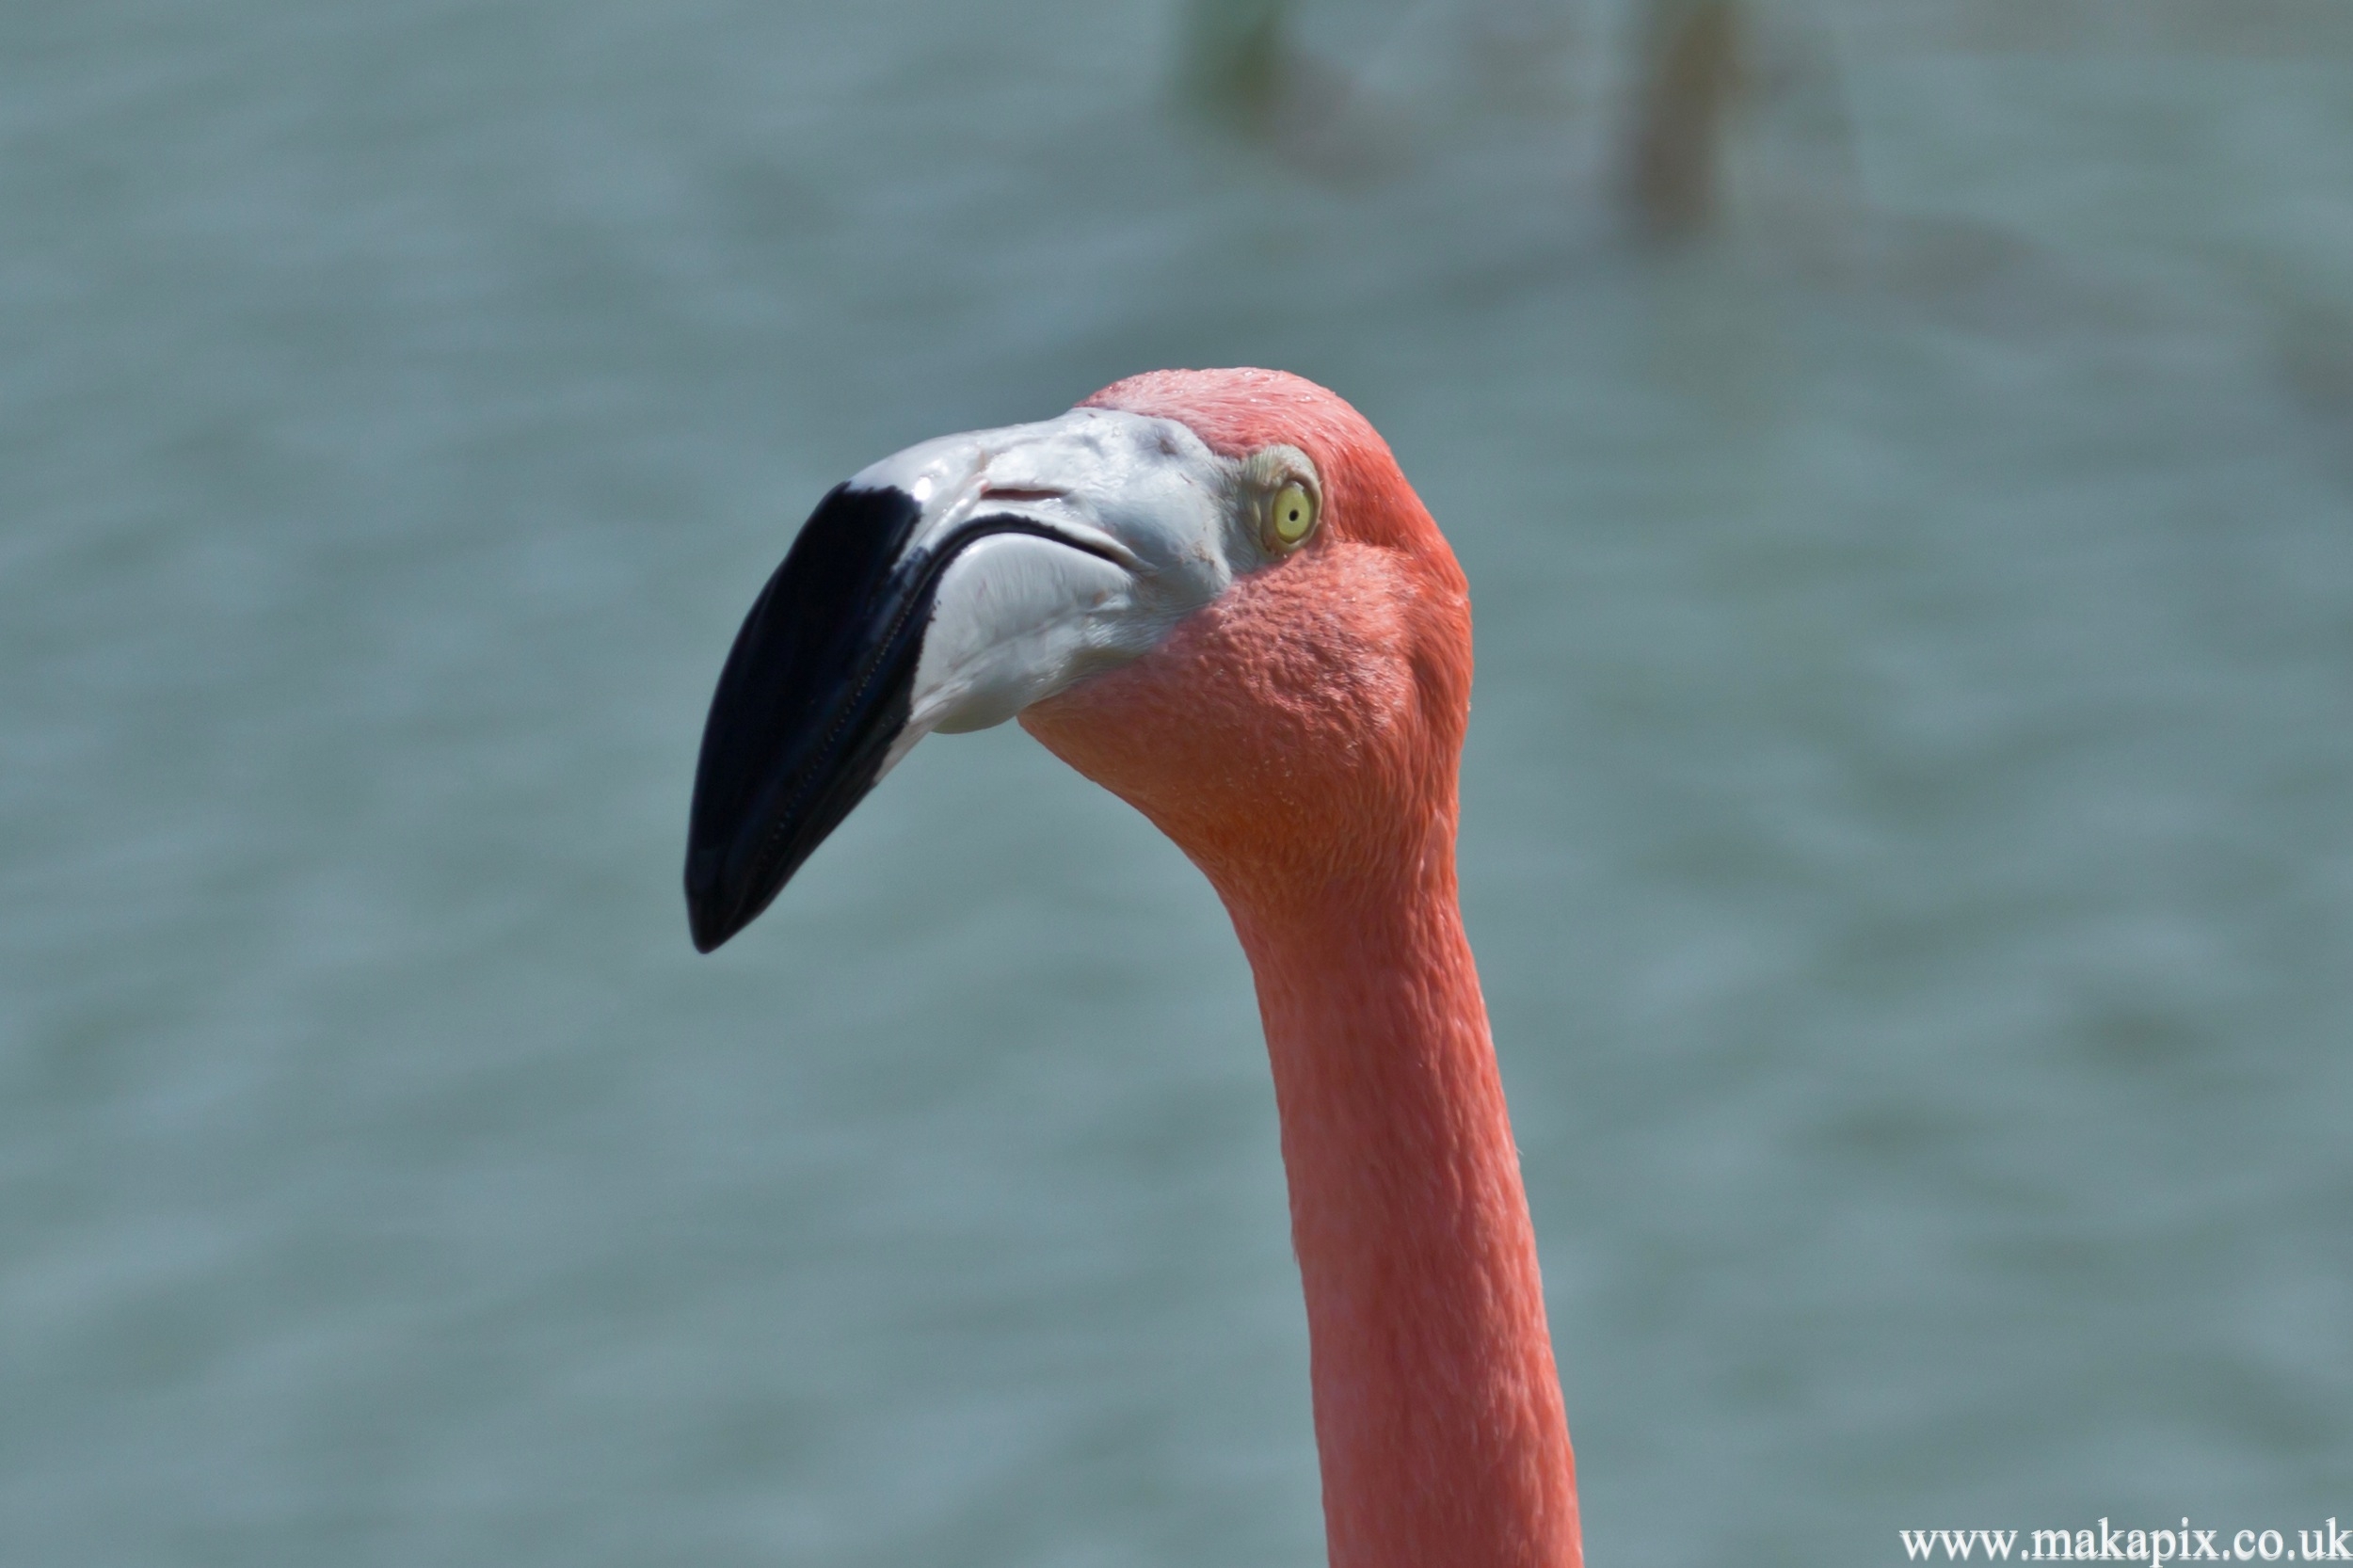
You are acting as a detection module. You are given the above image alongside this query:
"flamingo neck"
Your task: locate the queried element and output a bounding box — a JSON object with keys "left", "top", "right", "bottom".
{"left": 1217, "top": 831, "right": 1582, "bottom": 1568}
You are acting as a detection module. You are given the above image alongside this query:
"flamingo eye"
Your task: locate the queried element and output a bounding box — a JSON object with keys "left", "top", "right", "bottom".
{"left": 1240, "top": 444, "right": 1321, "bottom": 555}
{"left": 1266, "top": 482, "right": 1318, "bottom": 552}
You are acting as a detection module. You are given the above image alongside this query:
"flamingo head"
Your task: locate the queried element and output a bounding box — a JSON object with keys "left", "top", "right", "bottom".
{"left": 685, "top": 367, "right": 1472, "bottom": 952}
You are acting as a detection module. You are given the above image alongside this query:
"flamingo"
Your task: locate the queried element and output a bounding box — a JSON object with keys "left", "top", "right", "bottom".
{"left": 685, "top": 368, "right": 1581, "bottom": 1568}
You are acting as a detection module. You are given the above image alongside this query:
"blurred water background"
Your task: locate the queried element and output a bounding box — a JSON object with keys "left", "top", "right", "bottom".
{"left": 4, "top": 1, "right": 2350, "bottom": 1563}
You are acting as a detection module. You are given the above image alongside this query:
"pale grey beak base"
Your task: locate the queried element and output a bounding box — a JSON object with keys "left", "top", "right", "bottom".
{"left": 686, "top": 408, "right": 1268, "bottom": 949}
{"left": 864, "top": 406, "right": 1269, "bottom": 766}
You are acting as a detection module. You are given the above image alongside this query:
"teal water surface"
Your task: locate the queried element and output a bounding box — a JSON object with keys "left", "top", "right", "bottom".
{"left": 4, "top": 3, "right": 2350, "bottom": 1564}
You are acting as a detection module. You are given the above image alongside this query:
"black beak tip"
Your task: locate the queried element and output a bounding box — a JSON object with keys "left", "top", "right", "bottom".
{"left": 688, "top": 912, "right": 729, "bottom": 955}
{"left": 683, "top": 848, "right": 743, "bottom": 954}
{"left": 680, "top": 479, "right": 936, "bottom": 960}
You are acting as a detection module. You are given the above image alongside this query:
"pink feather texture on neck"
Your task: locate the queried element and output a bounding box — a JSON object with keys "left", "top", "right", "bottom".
{"left": 1023, "top": 368, "right": 1583, "bottom": 1568}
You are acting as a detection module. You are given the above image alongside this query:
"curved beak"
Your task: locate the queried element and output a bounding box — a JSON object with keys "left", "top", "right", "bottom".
{"left": 683, "top": 408, "right": 1244, "bottom": 952}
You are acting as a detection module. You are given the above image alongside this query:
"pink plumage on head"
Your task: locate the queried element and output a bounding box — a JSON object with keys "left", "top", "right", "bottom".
{"left": 1082, "top": 368, "right": 1438, "bottom": 553}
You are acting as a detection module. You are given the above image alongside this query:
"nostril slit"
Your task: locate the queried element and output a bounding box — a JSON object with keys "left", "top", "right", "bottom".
{"left": 979, "top": 487, "right": 1066, "bottom": 503}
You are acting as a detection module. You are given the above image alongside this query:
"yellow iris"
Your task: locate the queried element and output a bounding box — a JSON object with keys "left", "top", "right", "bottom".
{"left": 1270, "top": 483, "right": 1317, "bottom": 548}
